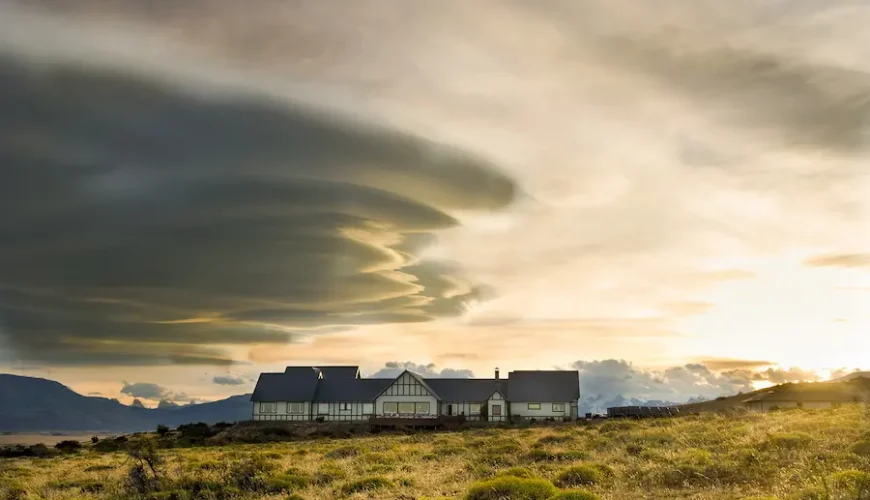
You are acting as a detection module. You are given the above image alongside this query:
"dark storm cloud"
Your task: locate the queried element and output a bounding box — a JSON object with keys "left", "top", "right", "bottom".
{"left": 212, "top": 376, "right": 245, "bottom": 386}
{"left": 804, "top": 253, "right": 870, "bottom": 269}
{"left": 0, "top": 51, "right": 517, "bottom": 365}
{"left": 601, "top": 36, "right": 870, "bottom": 152}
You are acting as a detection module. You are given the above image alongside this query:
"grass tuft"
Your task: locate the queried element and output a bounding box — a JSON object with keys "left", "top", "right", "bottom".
{"left": 465, "top": 476, "right": 559, "bottom": 500}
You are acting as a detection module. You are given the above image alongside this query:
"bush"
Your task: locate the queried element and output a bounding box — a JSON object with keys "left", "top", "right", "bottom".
{"left": 497, "top": 467, "right": 538, "bottom": 479}
{"left": 314, "top": 464, "right": 347, "bottom": 485}
{"left": 830, "top": 469, "right": 870, "bottom": 497}
{"left": 340, "top": 476, "right": 392, "bottom": 494}
{"left": 325, "top": 445, "right": 359, "bottom": 459}
{"left": 555, "top": 465, "right": 603, "bottom": 487}
{"left": 224, "top": 455, "right": 276, "bottom": 491}
{"left": 850, "top": 440, "right": 870, "bottom": 457}
{"left": 768, "top": 432, "right": 813, "bottom": 450}
{"left": 156, "top": 424, "right": 170, "bottom": 436}
{"left": 91, "top": 436, "right": 100, "bottom": 444}
{"left": 549, "top": 491, "right": 602, "bottom": 500}
{"left": 465, "top": 477, "right": 558, "bottom": 500}
{"left": 537, "top": 435, "right": 573, "bottom": 446}
{"left": 263, "top": 474, "right": 310, "bottom": 493}
{"left": 54, "top": 440, "right": 82, "bottom": 454}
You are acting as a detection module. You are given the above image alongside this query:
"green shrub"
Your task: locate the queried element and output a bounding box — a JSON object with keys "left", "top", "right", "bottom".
{"left": 436, "top": 445, "right": 467, "bottom": 456}
{"left": 465, "top": 477, "right": 558, "bottom": 500}
{"left": 588, "top": 463, "right": 615, "bottom": 478}
{"left": 496, "top": 467, "right": 538, "bottom": 479}
{"left": 54, "top": 440, "right": 83, "bottom": 454}
{"left": 850, "top": 440, "right": 870, "bottom": 457}
{"left": 526, "top": 449, "right": 561, "bottom": 462}
{"left": 768, "top": 432, "right": 813, "bottom": 450}
{"left": 555, "top": 465, "right": 603, "bottom": 487}
{"left": 340, "top": 476, "right": 392, "bottom": 494}
{"left": 537, "top": 435, "right": 573, "bottom": 446}
{"left": 263, "top": 474, "right": 310, "bottom": 493}
{"left": 313, "top": 464, "right": 347, "bottom": 485}
{"left": 325, "top": 445, "right": 359, "bottom": 459}
{"left": 224, "top": 455, "right": 276, "bottom": 491}
{"left": 830, "top": 469, "right": 870, "bottom": 497}
{"left": 156, "top": 424, "right": 170, "bottom": 436}
{"left": 549, "top": 491, "right": 602, "bottom": 500}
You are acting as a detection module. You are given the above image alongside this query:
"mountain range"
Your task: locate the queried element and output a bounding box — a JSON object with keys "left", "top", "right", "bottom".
{"left": 0, "top": 374, "right": 251, "bottom": 432}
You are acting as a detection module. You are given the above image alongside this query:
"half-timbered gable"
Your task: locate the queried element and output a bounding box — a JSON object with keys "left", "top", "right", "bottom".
{"left": 374, "top": 370, "right": 440, "bottom": 417}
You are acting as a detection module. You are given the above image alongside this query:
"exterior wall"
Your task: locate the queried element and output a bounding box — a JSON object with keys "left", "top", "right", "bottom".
{"left": 440, "top": 402, "right": 485, "bottom": 420}
{"left": 252, "top": 401, "right": 311, "bottom": 421}
{"left": 487, "top": 392, "right": 507, "bottom": 422}
{"left": 312, "top": 402, "right": 374, "bottom": 421}
{"left": 510, "top": 401, "right": 574, "bottom": 419}
{"left": 376, "top": 372, "right": 439, "bottom": 417}
{"left": 746, "top": 401, "right": 834, "bottom": 413}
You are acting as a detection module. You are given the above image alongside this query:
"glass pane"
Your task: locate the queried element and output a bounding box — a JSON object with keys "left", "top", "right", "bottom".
{"left": 416, "top": 402, "right": 430, "bottom": 414}
{"left": 469, "top": 404, "right": 481, "bottom": 414}
{"left": 384, "top": 402, "right": 398, "bottom": 413}
{"left": 528, "top": 403, "right": 540, "bottom": 410}
{"left": 363, "top": 403, "right": 374, "bottom": 414}
{"left": 492, "top": 405, "right": 502, "bottom": 416}
{"left": 318, "top": 403, "right": 329, "bottom": 414}
{"left": 398, "top": 402, "right": 415, "bottom": 414}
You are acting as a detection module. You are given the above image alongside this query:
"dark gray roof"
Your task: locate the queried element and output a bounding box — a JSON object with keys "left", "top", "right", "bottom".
{"left": 315, "top": 366, "right": 360, "bottom": 379}
{"left": 314, "top": 378, "right": 392, "bottom": 402}
{"left": 425, "top": 379, "right": 508, "bottom": 402}
{"left": 507, "top": 371, "right": 579, "bottom": 402}
{"left": 251, "top": 370, "right": 319, "bottom": 402}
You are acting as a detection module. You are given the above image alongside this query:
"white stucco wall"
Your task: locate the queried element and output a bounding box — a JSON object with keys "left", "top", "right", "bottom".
{"left": 375, "top": 372, "right": 439, "bottom": 417}
{"left": 312, "top": 402, "right": 373, "bottom": 421}
{"left": 510, "top": 401, "right": 573, "bottom": 419}
{"left": 252, "top": 401, "right": 311, "bottom": 420}
{"left": 440, "top": 402, "right": 484, "bottom": 418}
{"left": 487, "top": 392, "right": 507, "bottom": 421}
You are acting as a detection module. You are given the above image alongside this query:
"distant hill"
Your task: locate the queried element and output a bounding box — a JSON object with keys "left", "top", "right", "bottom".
{"left": 833, "top": 371, "right": 870, "bottom": 382}
{"left": 678, "top": 378, "right": 869, "bottom": 413}
{"left": 0, "top": 374, "right": 251, "bottom": 432}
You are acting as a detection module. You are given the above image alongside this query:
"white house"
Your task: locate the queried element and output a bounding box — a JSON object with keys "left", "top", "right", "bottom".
{"left": 251, "top": 365, "right": 580, "bottom": 422}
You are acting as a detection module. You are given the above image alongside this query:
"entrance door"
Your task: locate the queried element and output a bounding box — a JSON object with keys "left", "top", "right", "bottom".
{"left": 491, "top": 404, "right": 502, "bottom": 419}
{"left": 447, "top": 404, "right": 453, "bottom": 416}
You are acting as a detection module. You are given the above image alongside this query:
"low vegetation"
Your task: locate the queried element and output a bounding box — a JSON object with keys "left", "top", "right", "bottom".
{"left": 0, "top": 404, "right": 868, "bottom": 499}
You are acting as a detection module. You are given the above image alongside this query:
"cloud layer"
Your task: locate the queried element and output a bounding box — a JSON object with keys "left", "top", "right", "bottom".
{"left": 368, "top": 361, "right": 475, "bottom": 379}
{"left": 0, "top": 34, "right": 516, "bottom": 365}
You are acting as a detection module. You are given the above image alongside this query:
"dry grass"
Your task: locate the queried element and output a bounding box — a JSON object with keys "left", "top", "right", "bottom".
{"left": 1, "top": 405, "right": 868, "bottom": 499}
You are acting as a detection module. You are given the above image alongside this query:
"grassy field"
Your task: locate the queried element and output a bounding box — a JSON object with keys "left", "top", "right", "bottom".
{"left": 1, "top": 405, "right": 869, "bottom": 500}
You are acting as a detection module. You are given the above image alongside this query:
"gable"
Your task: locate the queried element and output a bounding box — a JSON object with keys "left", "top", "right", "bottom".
{"left": 380, "top": 371, "right": 434, "bottom": 397}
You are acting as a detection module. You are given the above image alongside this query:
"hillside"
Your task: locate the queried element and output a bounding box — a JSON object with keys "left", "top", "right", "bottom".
{"left": 2, "top": 404, "right": 869, "bottom": 500}
{"left": 678, "top": 378, "right": 870, "bottom": 413}
{"left": 0, "top": 374, "right": 251, "bottom": 432}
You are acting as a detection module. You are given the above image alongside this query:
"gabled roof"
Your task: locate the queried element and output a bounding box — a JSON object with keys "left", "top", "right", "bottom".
{"left": 507, "top": 370, "right": 579, "bottom": 402}
{"left": 425, "top": 379, "right": 508, "bottom": 402}
{"left": 314, "top": 378, "right": 392, "bottom": 402}
{"left": 372, "top": 370, "right": 442, "bottom": 399}
{"left": 316, "top": 366, "right": 360, "bottom": 379}
{"left": 250, "top": 370, "right": 319, "bottom": 402}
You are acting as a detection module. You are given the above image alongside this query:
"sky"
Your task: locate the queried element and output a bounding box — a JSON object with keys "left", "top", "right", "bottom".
{"left": 0, "top": 0, "right": 868, "bottom": 407}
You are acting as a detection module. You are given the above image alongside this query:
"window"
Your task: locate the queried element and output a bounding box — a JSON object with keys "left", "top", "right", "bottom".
{"left": 260, "top": 402, "right": 277, "bottom": 413}
{"left": 383, "top": 402, "right": 398, "bottom": 414}
{"left": 340, "top": 403, "right": 351, "bottom": 411}
{"left": 552, "top": 403, "right": 565, "bottom": 412}
{"left": 416, "top": 402, "right": 430, "bottom": 414}
{"left": 363, "top": 403, "right": 374, "bottom": 415}
{"left": 287, "top": 402, "right": 304, "bottom": 414}
{"left": 469, "top": 403, "right": 482, "bottom": 415}
{"left": 317, "top": 403, "right": 329, "bottom": 414}
{"left": 398, "top": 402, "right": 416, "bottom": 414}
{"left": 492, "top": 404, "right": 502, "bottom": 416}
{"left": 528, "top": 403, "right": 541, "bottom": 410}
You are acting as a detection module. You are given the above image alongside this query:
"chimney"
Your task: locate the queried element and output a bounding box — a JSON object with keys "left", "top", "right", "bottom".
{"left": 495, "top": 367, "right": 500, "bottom": 380}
